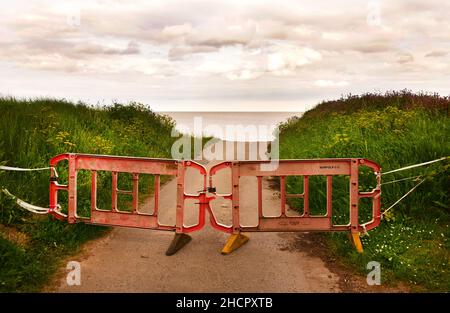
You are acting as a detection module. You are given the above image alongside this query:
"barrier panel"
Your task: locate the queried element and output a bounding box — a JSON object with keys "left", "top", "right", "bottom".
{"left": 208, "top": 159, "right": 381, "bottom": 253}
{"left": 48, "top": 153, "right": 381, "bottom": 255}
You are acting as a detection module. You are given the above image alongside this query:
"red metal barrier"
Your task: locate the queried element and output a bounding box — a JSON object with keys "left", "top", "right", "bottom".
{"left": 208, "top": 159, "right": 381, "bottom": 245}
{"left": 209, "top": 158, "right": 381, "bottom": 253}
{"left": 49, "top": 153, "right": 207, "bottom": 233}
{"left": 48, "top": 154, "right": 381, "bottom": 254}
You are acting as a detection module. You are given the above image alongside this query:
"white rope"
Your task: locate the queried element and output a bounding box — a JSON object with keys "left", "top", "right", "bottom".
{"left": 381, "top": 178, "right": 426, "bottom": 218}
{"left": 0, "top": 165, "right": 58, "bottom": 177}
{"left": 379, "top": 157, "right": 447, "bottom": 217}
{"left": 382, "top": 157, "right": 448, "bottom": 175}
{"left": 1, "top": 188, "right": 49, "bottom": 214}
{"left": 361, "top": 224, "right": 368, "bottom": 237}
{"left": 0, "top": 165, "right": 50, "bottom": 172}
{"left": 381, "top": 175, "right": 422, "bottom": 186}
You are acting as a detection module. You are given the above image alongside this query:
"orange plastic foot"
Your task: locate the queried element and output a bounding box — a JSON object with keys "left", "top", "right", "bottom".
{"left": 351, "top": 232, "right": 363, "bottom": 253}
{"left": 221, "top": 233, "right": 249, "bottom": 255}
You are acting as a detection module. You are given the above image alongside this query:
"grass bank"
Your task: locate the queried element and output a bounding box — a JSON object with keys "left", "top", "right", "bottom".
{"left": 278, "top": 90, "right": 449, "bottom": 291}
{"left": 0, "top": 98, "right": 178, "bottom": 292}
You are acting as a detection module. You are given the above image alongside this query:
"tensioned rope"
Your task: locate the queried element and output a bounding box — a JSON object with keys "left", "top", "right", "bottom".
{"left": 0, "top": 164, "right": 58, "bottom": 214}
{"left": 381, "top": 157, "right": 447, "bottom": 175}
{"left": 1, "top": 188, "right": 49, "bottom": 214}
{"left": 0, "top": 165, "right": 58, "bottom": 177}
{"left": 380, "top": 156, "right": 448, "bottom": 218}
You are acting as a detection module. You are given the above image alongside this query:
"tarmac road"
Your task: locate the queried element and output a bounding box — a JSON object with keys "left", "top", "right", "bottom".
{"left": 55, "top": 142, "right": 341, "bottom": 292}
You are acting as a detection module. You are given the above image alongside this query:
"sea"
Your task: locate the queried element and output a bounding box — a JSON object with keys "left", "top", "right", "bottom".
{"left": 160, "top": 112, "right": 303, "bottom": 141}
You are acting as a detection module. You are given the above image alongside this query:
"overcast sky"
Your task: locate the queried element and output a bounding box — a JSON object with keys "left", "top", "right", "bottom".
{"left": 0, "top": 0, "right": 449, "bottom": 111}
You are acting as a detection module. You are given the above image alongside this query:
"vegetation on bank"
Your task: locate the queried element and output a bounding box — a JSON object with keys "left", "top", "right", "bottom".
{"left": 0, "top": 98, "right": 178, "bottom": 292}
{"left": 1, "top": 91, "right": 448, "bottom": 292}
{"left": 278, "top": 90, "right": 449, "bottom": 291}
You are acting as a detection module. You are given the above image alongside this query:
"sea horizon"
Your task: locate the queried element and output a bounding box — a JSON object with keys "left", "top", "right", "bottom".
{"left": 161, "top": 111, "right": 303, "bottom": 141}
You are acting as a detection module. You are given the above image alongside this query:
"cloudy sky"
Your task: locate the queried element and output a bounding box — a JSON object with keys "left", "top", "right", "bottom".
{"left": 0, "top": 0, "right": 449, "bottom": 111}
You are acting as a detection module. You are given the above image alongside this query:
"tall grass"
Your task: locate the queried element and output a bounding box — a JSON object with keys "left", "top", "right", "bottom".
{"left": 0, "top": 97, "right": 178, "bottom": 292}
{"left": 279, "top": 90, "right": 450, "bottom": 291}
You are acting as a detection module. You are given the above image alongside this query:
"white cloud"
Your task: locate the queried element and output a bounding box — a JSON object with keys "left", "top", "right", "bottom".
{"left": 0, "top": 0, "right": 449, "bottom": 110}
{"left": 267, "top": 46, "right": 322, "bottom": 73}
{"left": 314, "top": 80, "right": 349, "bottom": 87}
{"left": 321, "top": 32, "right": 346, "bottom": 41}
{"left": 227, "top": 69, "right": 263, "bottom": 80}
{"left": 196, "top": 60, "right": 237, "bottom": 74}
{"left": 160, "top": 23, "right": 193, "bottom": 41}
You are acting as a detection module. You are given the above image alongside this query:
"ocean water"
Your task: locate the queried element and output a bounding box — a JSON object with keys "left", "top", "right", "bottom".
{"left": 161, "top": 112, "right": 303, "bottom": 141}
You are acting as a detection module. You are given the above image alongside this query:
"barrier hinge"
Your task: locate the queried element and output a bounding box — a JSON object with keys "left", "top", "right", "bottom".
{"left": 197, "top": 187, "right": 216, "bottom": 193}
{"left": 207, "top": 187, "right": 216, "bottom": 193}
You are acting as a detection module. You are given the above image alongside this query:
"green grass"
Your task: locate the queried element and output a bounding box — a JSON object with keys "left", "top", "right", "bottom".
{"left": 0, "top": 97, "right": 179, "bottom": 292}
{"left": 1, "top": 91, "right": 448, "bottom": 292}
{"left": 278, "top": 90, "right": 450, "bottom": 291}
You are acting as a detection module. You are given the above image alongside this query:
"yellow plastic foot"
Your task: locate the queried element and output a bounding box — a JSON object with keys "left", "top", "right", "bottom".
{"left": 351, "top": 232, "right": 363, "bottom": 253}
{"left": 166, "top": 233, "right": 192, "bottom": 256}
{"left": 221, "top": 233, "right": 249, "bottom": 255}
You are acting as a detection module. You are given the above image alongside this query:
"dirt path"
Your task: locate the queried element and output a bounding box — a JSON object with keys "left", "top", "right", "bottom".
{"left": 52, "top": 142, "right": 398, "bottom": 293}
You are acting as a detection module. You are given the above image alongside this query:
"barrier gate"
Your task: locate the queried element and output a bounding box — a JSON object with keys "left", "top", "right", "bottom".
{"left": 48, "top": 153, "right": 381, "bottom": 255}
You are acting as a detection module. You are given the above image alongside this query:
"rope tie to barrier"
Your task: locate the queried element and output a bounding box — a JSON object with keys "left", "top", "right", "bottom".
{"left": 380, "top": 178, "right": 427, "bottom": 218}
{"left": 380, "top": 156, "right": 448, "bottom": 218}
{"left": 0, "top": 163, "right": 61, "bottom": 215}
{"left": 1, "top": 188, "right": 50, "bottom": 214}
{"left": 381, "top": 175, "right": 423, "bottom": 186}
{"left": 0, "top": 165, "right": 58, "bottom": 177}
{"left": 381, "top": 156, "right": 448, "bottom": 176}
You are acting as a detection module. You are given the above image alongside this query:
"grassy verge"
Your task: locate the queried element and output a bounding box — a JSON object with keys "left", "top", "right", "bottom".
{"left": 0, "top": 98, "right": 178, "bottom": 292}
{"left": 278, "top": 90, "right": 449, "bottom": 291}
